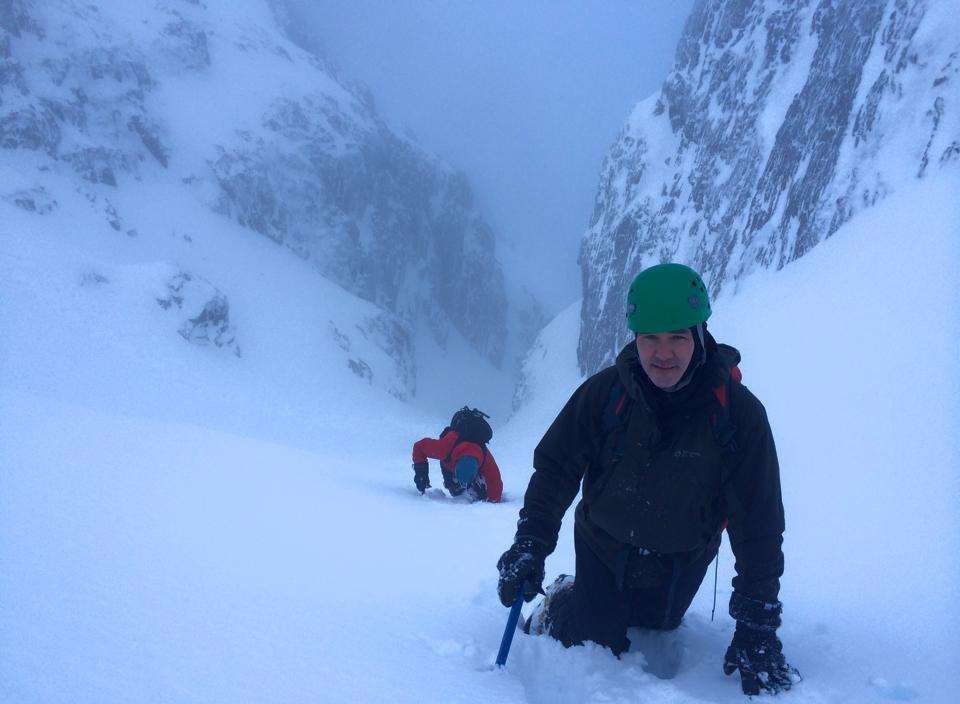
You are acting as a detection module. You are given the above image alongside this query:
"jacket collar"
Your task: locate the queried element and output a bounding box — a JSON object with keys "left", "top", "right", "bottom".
{"left": 615, "top": 332, "right": 735, "bottom": 414}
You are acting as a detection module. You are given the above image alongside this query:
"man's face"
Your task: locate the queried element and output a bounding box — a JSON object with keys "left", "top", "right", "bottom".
{"left": 635, "top": 329, "right": 695, "bottom": 389}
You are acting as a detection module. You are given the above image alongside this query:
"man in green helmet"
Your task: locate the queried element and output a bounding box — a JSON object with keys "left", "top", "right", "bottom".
{"left": 496, "top": 263, "right": 800, "bottom": 695}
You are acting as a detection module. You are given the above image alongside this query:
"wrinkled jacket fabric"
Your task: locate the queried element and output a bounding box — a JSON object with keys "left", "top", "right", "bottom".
{"left": 515, "top": 334, "right": 785, "bottom": 603}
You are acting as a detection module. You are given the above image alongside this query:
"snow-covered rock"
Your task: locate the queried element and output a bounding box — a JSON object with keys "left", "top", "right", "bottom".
{"left": 155, "top": 268, "right": 240, "bottom": 357}
{"left": 328, "top": 313, "right": 415, "bottom": 400}
{"left": 579, "top": 0, "right": 960, "bottom": 372}
{"left": 0, "top": 0, "right": 508, "bottom": 373}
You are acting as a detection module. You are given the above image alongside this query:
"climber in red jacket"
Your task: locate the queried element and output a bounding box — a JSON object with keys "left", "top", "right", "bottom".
{"left": 411, "top": 407, "right": 503, "bottom": 503}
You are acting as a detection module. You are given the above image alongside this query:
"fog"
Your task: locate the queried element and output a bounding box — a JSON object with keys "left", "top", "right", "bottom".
{"left": 287, "top": 1, "right": 694, "bottom": 313}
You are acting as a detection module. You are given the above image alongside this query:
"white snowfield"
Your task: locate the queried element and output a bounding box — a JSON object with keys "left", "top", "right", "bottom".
{"left": 2, "top": 170, "right": 958, "bottom": 704}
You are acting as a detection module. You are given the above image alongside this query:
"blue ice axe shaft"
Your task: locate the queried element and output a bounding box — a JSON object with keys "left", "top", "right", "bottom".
{"left": 495, "top": 583, "right": 526, "bottom": 668}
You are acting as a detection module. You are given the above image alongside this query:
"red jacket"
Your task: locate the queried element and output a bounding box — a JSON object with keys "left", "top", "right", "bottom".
{"left": 412, "top": 431, "right": 503, "bottom": 503}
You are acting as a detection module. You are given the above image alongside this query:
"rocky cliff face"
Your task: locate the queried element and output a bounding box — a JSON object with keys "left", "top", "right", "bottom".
{"left": 0, "top": 0, "right": 508, "bottom": 384}
{"left": 579, "top": 0, "right": 959, "bottom": 373}
{"left": 208, "top": 85, "right": 507, "bottom": 368}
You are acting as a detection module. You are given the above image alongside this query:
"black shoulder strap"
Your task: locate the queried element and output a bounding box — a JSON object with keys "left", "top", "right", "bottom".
{"left": 711, "top": 366, "right": 745, "bottom": 520}
{"left": 710, "top": 366, "right": 739, "bottom": 453}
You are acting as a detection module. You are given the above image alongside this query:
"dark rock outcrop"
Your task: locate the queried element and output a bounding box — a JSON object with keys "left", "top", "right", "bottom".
{"left": 0, "top": 0, "right": 509, "bottom": 374}
{"left": 580, "top": 0, "right": 958, "bottom": 373}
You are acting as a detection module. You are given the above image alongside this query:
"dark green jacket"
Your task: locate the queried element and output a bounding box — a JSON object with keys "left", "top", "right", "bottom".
{"left": 515, "top": 334, "right": 786, "bottom": 602}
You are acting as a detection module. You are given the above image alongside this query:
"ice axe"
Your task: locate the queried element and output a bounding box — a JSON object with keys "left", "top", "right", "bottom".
{"left": 494, "top": 582, "right": 526, "bottom": 668}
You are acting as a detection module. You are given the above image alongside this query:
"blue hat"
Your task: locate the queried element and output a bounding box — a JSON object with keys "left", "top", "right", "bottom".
{"left": 454, "top": 456, "right": 479, "bottom": 487}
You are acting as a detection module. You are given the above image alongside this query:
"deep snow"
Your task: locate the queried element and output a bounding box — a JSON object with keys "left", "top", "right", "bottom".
{"left": 3, "top": 162, "right": 958, "bottom": 703}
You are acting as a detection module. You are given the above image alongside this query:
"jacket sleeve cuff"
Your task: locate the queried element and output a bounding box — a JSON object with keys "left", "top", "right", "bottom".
{"left": 729, "top": 591, "right": 782, "bottom": 632}
{"left": 513, "top": 518, "right": 556, "bottom": 554}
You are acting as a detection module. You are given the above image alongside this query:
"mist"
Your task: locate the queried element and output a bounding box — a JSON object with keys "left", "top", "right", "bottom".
{"left": 286, "top": 0, "right": 694, "bottom": 313}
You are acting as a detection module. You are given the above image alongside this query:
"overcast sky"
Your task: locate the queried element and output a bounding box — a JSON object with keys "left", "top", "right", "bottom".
{"left": 289, "top": 1, "right": 695, "bottom": 312}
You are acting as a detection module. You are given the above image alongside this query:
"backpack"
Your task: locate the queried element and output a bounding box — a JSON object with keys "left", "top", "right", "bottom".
{"left": 449, "top": 406, "right": 493, "bottom": 446}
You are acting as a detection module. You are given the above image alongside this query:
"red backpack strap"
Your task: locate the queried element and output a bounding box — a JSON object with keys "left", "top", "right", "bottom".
{"left": 712, "top": 383, "right": 728, "bottom": 409}
{"left": 710, "top": 365, "right": 740, "bottom": 450}
{"left": 712, "top": 365, "right": 742, "bottom": 408}
{"left": 614, "top": 392, "right": 627, "bottom": 416}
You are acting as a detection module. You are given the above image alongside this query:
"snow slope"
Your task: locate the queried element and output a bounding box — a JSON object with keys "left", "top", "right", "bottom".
{"left": 0, "top": 155, "right": 513, "bottom": 702}
{"left": 0, "top": 0, "right": 519, "bottom": 401}
{"left": 3, "top": 166, "right": 958, "bottom": 703}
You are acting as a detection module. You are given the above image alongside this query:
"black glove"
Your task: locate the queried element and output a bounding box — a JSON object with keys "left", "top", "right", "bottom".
{"left": 413, "top": 462, "right": 429, "bottom": 493}
{"left": 496, "top": 538, "right": 546, "bottom": 607}
{"left": 723, "top": 593, "right": 800, "bottom": 695}
{"left": 441, "top": 469, "right": 464, "bottom": 496}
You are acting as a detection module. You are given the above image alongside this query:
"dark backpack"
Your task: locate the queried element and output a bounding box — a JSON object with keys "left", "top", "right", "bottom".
{"left": 449, "top": 406, "right": 493, "bottom": 446}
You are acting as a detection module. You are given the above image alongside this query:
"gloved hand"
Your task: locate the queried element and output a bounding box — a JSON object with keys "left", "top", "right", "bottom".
{"left": 723, "top": 625, "right": 800, "bottom": 695}
{"left": 412, "top": 461, "right": 430, "bottom": 493}
{"left": 441, "top": 469, "right": 464, "bottom": 496}
{"left": 723, "top": 593, "right": 800, "bottom": 695}
{"left": 496, "top": 538, "right": 546, "bottom": 607}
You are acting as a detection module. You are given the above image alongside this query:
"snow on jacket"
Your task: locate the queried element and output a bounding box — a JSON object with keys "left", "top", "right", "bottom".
{"left": 412, "top": 431, "right": 503, "bottom": 503}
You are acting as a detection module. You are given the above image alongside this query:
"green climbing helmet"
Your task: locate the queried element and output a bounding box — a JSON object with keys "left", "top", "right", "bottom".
{"left": 626, "top": 263, "right": 712, "bottom": 333}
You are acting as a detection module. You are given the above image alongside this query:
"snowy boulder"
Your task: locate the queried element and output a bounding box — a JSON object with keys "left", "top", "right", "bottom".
{"left": 157, "top": 269, "right": 240, "bottom": 357}
{"left": 3, "top": 185, "right": 56, "bottom": 214}
{"left": 178, "top": 294, "right": 236, "bottom": 353}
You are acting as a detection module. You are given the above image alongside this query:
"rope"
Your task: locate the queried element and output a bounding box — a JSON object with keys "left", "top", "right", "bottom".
{"left": 710, "top": 546, "right": 720, "bottom": 622}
